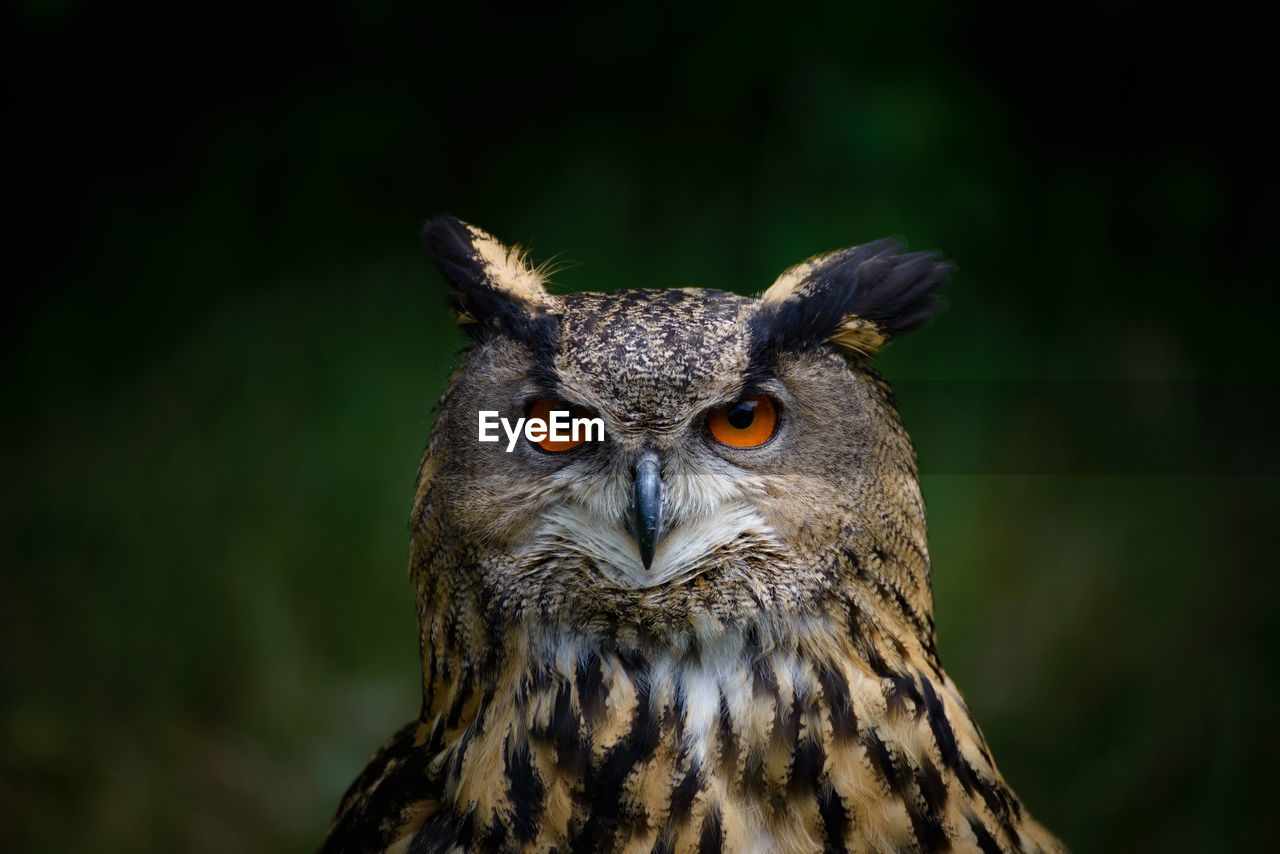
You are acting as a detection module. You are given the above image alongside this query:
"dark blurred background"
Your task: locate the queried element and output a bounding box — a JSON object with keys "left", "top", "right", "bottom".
{"left": 4, "top": 1, "right": 1277, "bottom": 851}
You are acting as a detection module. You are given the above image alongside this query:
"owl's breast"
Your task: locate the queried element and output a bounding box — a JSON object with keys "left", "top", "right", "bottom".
{"left": 391, "top": 626, "right": 1063, "bottom": 854}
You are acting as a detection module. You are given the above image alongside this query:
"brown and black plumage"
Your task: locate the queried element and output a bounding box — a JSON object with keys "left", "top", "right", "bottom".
{"left": 319, "top": 217, "right": 1067, "bottom": 853}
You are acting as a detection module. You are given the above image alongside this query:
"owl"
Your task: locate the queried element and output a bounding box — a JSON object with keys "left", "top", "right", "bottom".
{"left": 319, "top": 217, "right": 1066, "bottom": 854}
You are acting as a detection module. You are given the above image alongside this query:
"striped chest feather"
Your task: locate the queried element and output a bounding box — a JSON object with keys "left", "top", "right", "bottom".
{"left": 324, "top": 622, "right": 1064, "bottom": 854}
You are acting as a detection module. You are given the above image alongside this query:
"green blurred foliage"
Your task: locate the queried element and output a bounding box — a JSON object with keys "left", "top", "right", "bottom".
{"left": 4, "top": 1, "right": 1277, "bottom": 851}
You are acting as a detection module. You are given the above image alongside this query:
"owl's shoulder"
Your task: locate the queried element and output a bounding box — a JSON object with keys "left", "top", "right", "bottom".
{"left": 319, "top": 719, "right": 444, "bottom": 853}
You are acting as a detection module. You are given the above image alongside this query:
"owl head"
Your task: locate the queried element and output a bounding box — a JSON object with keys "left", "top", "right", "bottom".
{"left": 412, "top": 217, "right": 951, "bottom": 654}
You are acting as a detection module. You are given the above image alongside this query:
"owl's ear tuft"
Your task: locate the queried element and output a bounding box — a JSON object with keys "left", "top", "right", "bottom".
{"left": 751, "top": 238, "right": 952, "bottom": 359}
{"left": 423, "top": 216, "right": 557, "bottom": 344}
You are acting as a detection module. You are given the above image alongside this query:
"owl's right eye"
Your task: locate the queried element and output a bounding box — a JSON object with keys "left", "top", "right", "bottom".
{"left": 527, "top": 398, "right": 589, "bottom": 453}
{"left": 706, "top": 395, "right": 779, "bottom": 448}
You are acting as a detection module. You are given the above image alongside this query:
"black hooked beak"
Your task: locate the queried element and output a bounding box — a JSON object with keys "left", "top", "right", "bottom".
{"left": 629, "top": 451, "right": 664, "bottom": 569}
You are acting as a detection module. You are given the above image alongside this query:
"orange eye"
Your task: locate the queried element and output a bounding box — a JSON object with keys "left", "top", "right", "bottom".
{"left": 707, "top": 395, "right": 779, "bottom": 449}
{"left": 527, "top": 398, "right": 589, "bottom": 452}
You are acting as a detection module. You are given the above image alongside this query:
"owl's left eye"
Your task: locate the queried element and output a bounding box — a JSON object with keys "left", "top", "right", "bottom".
{"left": 706, "top": 395, "right": 779, "bottom": 449}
